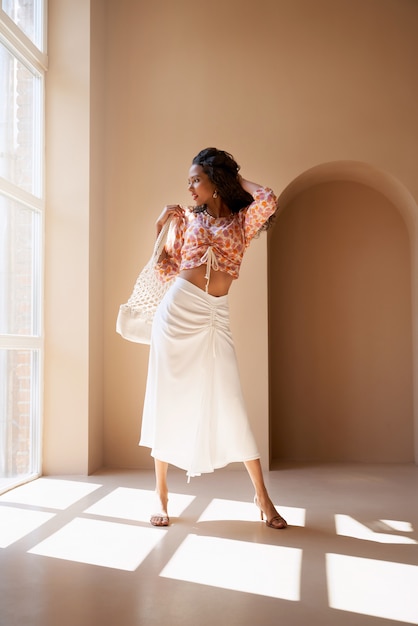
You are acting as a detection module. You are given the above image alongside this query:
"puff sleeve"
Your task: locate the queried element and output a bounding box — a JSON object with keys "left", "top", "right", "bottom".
{"left": 241, "top": 187, "right": 278, "bottom": 246}
{"left": 155, "top": 215, "right": 186, "bottom": 282}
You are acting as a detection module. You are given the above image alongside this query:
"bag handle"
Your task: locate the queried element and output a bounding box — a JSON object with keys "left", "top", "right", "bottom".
{"left": 153, "top": 216, "right": 173, "bottom": 260}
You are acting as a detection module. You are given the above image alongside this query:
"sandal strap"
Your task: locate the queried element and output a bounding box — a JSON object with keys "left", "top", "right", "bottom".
{"left": 266, "top": 515, "right": 287, "bottom": 528}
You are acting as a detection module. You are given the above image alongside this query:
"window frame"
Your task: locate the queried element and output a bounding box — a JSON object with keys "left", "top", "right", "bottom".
{"left": 0, "top": 1, "right": 47, "bottom": 68}
{"left": 0, "top": 1, "right": 47, "bottom": 494}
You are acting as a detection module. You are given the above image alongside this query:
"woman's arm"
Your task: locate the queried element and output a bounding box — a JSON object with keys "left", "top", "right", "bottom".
{"left": 155, "top": 204, "right": 185, "bottom": 264}
{"left": 154, "top": 205, "right": 186, "bottom": 279}
{"left": 156, "top": 204, "right": 185, "bottom": 237}
{"left": 239, "top": 175, "right": 265, "bottom": 196}
{"left": 239, "top": 183, "right": 278, "bottom": 244}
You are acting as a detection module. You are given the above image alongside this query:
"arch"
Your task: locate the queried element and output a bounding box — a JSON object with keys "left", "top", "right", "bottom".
{"left": 269, "top": 161, "right": 418, "bottom": 464}
{"left": 278, "top": 161, "right": 417, "bottom": 238}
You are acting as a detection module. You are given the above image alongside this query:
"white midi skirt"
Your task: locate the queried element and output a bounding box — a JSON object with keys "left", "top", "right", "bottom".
{"left": 139, "top": 277, "right": 260, "bottom": 479}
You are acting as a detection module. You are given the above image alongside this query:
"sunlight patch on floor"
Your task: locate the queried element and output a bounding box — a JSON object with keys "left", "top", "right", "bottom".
{"left": 0, "top": 478, "right": 102, "bottom": 510}
{"left": 84, "top": 487, "right": 195, "bottom": 522}
{"left": 28, "top": 517, "right": 167, "bottom": 571}
{"left": 335, "top": 514, "right": 417, "bottom": 544}
{"left": 381, "top": 519, "right": 414, "bottom": 533}
{"left": 160, "top": 534, "right": 302, "bottom": 600}
{"left": 326, "top": 553, "right": 418, "bottom": 624}
{"left": 0, "top": 506, "right": 55, "bottom": 548}
{"left": 197, "top": 498, "right": 305, "bottom": 527}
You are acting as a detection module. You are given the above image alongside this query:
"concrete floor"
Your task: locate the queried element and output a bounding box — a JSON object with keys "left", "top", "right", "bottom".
{"left": 0, "top": 463, "right": 417, "bottom": 626}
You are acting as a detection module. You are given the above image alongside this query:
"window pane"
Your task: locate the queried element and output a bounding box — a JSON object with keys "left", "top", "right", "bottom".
{"left": 0, "top": 193, "right": 42, "bottom": 336}
{"left": 0, "top": 39, "right": 42, "bottom": 195}
{"left": 2, "top": 0, "right": 44, "bottom": 50}
{"left": 0, "top": 348, "right": 40, "bottom": 490}
{"left": 0, "top": 0, "right": 44, "bottom": 495}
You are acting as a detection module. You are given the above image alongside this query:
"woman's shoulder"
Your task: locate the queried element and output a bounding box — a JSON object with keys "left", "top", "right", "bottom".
{"left": 184, "top": 206, "right": 206, "bottom": 223}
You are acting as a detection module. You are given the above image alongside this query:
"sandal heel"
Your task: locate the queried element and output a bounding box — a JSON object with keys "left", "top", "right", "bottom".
{"left": 254, "top": 495, "right": 287, "bottom": 530}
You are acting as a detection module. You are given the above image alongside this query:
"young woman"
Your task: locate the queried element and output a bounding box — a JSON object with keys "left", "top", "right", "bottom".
{"left": 139, "top": 148, "right": 287, "bottom": 530}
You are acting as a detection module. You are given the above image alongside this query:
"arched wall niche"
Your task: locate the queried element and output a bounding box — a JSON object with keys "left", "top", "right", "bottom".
{"left": 269, "top": 161, "right": 418, "bottom": 464}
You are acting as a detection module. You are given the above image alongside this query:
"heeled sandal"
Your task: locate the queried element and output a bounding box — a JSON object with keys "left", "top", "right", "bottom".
{"left": 150, "top": 492, "right": 170, "bottom": 527}
{"left": 150, "top": 514, "right": 170, "bottom": 527}
{"left": 254, "top": 496, "right": 287, "bottom": 529}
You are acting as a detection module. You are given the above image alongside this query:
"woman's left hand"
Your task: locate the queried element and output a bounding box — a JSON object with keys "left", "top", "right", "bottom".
{"left": 156, "top": 204, "right": 185, "bottom": 235}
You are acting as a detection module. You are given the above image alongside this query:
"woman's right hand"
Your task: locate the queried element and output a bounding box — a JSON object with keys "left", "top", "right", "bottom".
{"left": 156, "top": 204, "right": 185, "bottom": 235}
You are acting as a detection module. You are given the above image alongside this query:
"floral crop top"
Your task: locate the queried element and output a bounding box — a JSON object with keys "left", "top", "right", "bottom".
{"left": 155, "top": 187, "right": 277, "bottom": 290}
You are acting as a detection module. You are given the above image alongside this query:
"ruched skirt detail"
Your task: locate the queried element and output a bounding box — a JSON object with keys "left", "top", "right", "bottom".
{"left": 139, "top": 277, "right": 260, "bottom": 479}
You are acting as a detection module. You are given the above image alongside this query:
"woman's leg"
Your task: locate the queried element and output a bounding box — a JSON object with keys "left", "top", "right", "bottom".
{"left": 150, "top": 458, "right": 170, "bottom": 526}
{"left": 244, "top": 459, "right": 287, "bottom": 529}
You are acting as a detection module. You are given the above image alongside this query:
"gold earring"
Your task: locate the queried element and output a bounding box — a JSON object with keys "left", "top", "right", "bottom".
{"left": 213, "top": 190, "right": 218, "bottom": 199}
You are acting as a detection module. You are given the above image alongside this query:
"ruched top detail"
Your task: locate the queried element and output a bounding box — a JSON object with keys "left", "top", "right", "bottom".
{"left": 155, "top": 187, "right": 277, "bottom": 287}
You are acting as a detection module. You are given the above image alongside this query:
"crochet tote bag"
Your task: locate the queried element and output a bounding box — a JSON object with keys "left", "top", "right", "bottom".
{"left": 116, "top": 217, "right": 175, "bottom": 344}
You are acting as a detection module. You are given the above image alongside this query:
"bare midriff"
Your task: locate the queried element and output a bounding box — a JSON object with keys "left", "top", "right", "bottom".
{"left": 180, "top": 265, "right": 234, "bottom": 297}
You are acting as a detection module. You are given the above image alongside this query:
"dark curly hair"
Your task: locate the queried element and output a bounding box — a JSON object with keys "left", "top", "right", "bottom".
{"left": 192, "top": 148, "right": 253, "bottom": 213}
{"left": 192, "top": 147, "right": 275, "bottom": 231}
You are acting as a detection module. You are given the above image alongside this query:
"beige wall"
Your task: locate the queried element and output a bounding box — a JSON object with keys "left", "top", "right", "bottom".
{"left": 270, "top": 180, "right": 413, "bottom": 462}
{"left": 44, "top": 0, "right": 105, "bottom": 473}
{"left": 88, "top": 0, "right": 106, "bottom": 473}
{"left": 44, "top": 0, "right": 418, "bottom": 474}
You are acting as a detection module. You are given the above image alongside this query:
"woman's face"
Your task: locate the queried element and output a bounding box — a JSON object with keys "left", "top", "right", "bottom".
{"left": 188, "top": 164, "right": 215, "bottom": 205}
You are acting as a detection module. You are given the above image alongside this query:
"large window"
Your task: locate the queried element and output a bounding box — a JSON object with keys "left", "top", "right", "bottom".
{"left": 0, "top": 0, "right": 46, "bottom": 493}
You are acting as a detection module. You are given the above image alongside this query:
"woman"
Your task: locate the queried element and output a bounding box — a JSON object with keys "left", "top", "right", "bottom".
{"left": 139, "top": 148, "right": 287, "bottom": 530}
